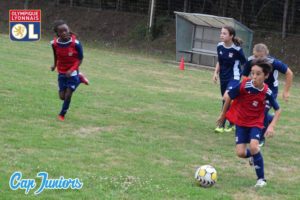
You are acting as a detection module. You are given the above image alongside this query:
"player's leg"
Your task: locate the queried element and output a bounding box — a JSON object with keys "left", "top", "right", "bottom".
{"left": 79, "top": 72, "right": 89, "bottom": 85}
{"left": 59, "top": 90, "right": 65, "bottom": 100}
{"left": 59, "top": 88, "right": 73, "bottom": 119}
{"left": 58, "top": 75, "right": 80, "bottom": 120}
{"left": 235, "top": 125, "right": 251, "bottom": 158}
{"left": 57, "top": 74, "right": 67, "bottom": 121}
{"left": 249, "top": 127, "right": 267, "bottom": 187}
{"left": 215, "top": 80, "right": 228, "bottom": 133}
{"left": 223, "top": 80, "right": 239, "bottom": 132}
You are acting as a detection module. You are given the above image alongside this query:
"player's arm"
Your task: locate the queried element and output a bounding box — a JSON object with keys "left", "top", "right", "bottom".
{"left": 216, "top": 83, "right": 240, "bottom": 126}
{"left": 265, "top": 94, "right": 281, "bottom": 137}
{"left": 238, "top": 48, "right": 247, "bottom": 66}
{"left": 241, "top": 60, "right": 251, "bottom": 80}
{"left": 216, "top": 92, "right": 232, "bottom": 127}
{"left": 213, "top": 62, "right": 220, "bottom": 83}
{"left": 283, "top": 68, "right": 293, "bottom": 101}
{"left": 67, "top": 41, "right": 84, "bottom": 76}
{"left": 51, "top": 45, "right": 57, "bottom": 71}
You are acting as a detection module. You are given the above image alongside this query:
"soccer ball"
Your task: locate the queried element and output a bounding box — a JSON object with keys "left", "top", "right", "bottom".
{"left": 194, "top": 165, "right": 217, "bottom": 187}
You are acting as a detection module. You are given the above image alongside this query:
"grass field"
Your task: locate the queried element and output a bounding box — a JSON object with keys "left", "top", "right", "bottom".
{"left": 1, "top": 34, "right": 300, "bottom": 200}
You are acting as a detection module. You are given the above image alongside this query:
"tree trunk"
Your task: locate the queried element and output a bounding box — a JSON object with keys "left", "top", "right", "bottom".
{"left": 239, "top": 0, "right": 245, "bottom": 22}
{"left": 201, "top": 0, "right": 206, "bottom": 13}
{"left": 116, "top": 0, "right": 123, "bottom": 11}
{"left": 282, "top": 0, "right": 289, "bottom": 39}
{"left": 148, "top": 0, "right": 156, "bottom": 32}
{"left": 288, "top": 0, "right": 295, "bottom": 32}
{"left": 184, "top": 0, "right": 188, "bottom": 12}
{"left": 222, "top": 0, "right": 228, "bottom": 16}
{"left": 24, "top": 0, "right": 29, "bottom": 9}
{"left": 167, "top": 0, "right": 171, "bottom": 16}
{"left": 98, "top": 0, "right": 102, "bottom": 9}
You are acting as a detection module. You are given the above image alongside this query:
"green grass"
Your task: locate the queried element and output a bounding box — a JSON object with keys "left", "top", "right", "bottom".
{"left": 1, "top": 34, "right": 300, "bottom": 200}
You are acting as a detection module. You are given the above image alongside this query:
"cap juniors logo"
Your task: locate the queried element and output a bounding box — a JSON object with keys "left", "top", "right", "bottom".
{"left": 9, "top": 10, "right": 41, "bottom": 41}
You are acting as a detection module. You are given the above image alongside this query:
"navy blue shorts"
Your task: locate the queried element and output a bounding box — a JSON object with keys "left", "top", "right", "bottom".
{"left": 58, "top": 74, "right": 80, "bottom": 92}
{"left": 235, "top": 125, "right": 262, "bottom": 144}
{"left": 220, "top": 79, "right": 240, "bottom": 96}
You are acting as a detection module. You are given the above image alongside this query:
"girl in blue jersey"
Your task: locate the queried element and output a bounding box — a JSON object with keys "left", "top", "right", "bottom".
{"left": 242, "top": 43, "right": 293, "bottom": 146}
{"left": 213, "top": 26, "right": 246, "bottom": 133}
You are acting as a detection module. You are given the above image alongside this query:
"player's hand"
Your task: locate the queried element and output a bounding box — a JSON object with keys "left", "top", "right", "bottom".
{"left": 66, "top": 70, "right": 72, "bottom": 77}
{"left": 213, "top": 73, "right": 218, "bottom": 84}
{"left": 216, "top": 114, "right": 226, "bottom": 127}
{"left": 282, "top": 91, "right": 290, "bottom": 102}
{"left": 265, "top": 125, "right": 275, "bottom": 138}
{"left": 50, "top": 65, "right": 56, "bottom": 71}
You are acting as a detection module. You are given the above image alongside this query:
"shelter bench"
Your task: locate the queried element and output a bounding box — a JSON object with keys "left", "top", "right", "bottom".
{"left": 179, "top": 48, "right": 217, "bottom": 66}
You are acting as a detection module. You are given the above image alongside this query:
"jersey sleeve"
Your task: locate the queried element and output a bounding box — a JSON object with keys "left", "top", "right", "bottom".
{"left": 75, "top": 41, "right": 84, "bottom": 60}
{"left": 272, "top": 59, "right": 288, "bottom": 74}
{"left": 266, "top": 91, "right": 280, "bottom": 110}
{"left": 228, "top": 83, "right": 241, "bottom": 99}
{"left": 238, "top": 48, "right": 246, "bottom": 65}
{"left": 242, "top": 60, "right": 251, "bottom": 76}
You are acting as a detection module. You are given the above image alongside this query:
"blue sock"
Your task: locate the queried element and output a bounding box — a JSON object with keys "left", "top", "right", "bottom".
{"left": 245, "top": 149, "right": 251, "bottom": 158}
{"left": 59, "top": 100, "right": 71, "bottom": 116}
{"left": 253, "top": 152, "right": 264, "bottom": 179}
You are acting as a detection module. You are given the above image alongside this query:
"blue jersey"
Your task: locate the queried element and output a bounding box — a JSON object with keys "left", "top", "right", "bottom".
{"left": 51, "top": 37, "right": 83, "bottom": 60}
{"left": 217, "top": 42, "right": 246, "bottom": 81}
{"left": 242, "top": 56, "right": 288, "bottom": 96}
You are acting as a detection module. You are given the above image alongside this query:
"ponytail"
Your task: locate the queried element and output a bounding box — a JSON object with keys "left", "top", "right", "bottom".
{"left": 233, "top": 36, "right": 243, "bottom": 46}
{"left": 223, "top": 25, "right": 243, "bottom": 46}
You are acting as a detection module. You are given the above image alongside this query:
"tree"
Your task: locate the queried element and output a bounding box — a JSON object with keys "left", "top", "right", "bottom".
{"left": 282, "top": 0, "right": 289, "bottom": 39}
{"left": 288, "top": 0, "right": 296, "bottom": 32}
{"left": 239, "top": 0, "right": 245, "bottom": 22}
{"left": 24, "top": 0, "right": 29, "bottom": 9}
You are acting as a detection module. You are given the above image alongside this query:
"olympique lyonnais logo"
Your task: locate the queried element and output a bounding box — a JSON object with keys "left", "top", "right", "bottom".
{"left": 9, "top": 10, "right": 41, "bottom": 41}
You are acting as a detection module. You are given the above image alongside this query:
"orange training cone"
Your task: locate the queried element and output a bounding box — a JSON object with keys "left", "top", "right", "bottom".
{"left": 179, "top": 57, "right": 185, "bottom": 70}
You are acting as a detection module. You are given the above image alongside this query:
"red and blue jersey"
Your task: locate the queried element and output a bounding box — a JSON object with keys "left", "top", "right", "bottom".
{"left": 217, "top": 42, "right": 246, "bottom": 81}
{"left": 242, "top": 56, "right": 288, "bottom": 98}
{"left": 51, "top": 34, "right": 83, "bottom": 74}
{"left": 226, "top": 78, "right": 280, "bottom": 128}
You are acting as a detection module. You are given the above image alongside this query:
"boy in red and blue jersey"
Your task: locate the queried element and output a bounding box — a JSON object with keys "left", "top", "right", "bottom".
{"left": 50, "top": 20, "right": 89, "bottom": 121}
{"left": 217, "top": 58, "right": 281, "bottom": 188}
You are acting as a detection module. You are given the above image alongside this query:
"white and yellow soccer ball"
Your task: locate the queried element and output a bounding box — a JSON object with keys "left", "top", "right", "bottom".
{"left": 194, "top": 165, "right": 217, "bottom": 187}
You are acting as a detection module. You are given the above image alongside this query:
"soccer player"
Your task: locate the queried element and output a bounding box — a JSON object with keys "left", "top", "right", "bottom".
{"left": 50, "top": 20, "right": 89, "bottom": 121}
{"left": 213, "top": 26, "right": 246, "bottom": 133}
{"left": 217, "top": 58, "right": 281, "bottom": 187}
{"left": 242, "top": 43, "right": 293, "bottom": 146}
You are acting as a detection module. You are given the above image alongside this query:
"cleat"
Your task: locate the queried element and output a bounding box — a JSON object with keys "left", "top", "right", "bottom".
{"left": 224, "top": 125, "right": 235, "bottom": 133}
{"left": 79, "top": 73, "right": 89, "bottom": 85}
{"left": 259, "top": 138, "right": 265, "bottom": 147}
{"left": 249, "top": 157, "right": 254, "bottom": 166}
{"left": 58, "top": 115, "right": 65, "bottom": 121}
{"left": 214, "top": 127, "right": 224, "bottom": 133}
{"left": 254, "top": 179, "right": 267, "bottom": 188}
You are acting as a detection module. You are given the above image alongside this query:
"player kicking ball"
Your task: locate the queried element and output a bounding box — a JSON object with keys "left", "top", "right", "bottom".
{"left": 217, "top": 58, "right": 281, "bottom": 187}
